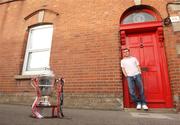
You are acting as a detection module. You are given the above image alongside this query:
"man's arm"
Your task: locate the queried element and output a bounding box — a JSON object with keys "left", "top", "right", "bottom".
{"left": 134, "top": 57, "right": 141, "bottom": 74}
{"left": 137, "top": 65, "right": 142, "bottom": 74}
{"left": 122, "top": 67, "right": 127, "bottom": 77}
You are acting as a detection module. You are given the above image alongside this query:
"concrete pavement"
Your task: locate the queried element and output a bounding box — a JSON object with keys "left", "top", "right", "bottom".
{"left": 0, "top": 104, "right": 180, "bottom": 125}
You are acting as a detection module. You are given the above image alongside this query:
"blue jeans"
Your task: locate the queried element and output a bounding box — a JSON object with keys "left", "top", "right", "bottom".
{"left": 127, "top": 74, "right": 146, "bottom": 105}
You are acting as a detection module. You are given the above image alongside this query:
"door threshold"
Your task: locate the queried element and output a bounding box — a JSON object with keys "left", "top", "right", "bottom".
{"left": 124, "top": 108, "right": 176, "bottom": 113}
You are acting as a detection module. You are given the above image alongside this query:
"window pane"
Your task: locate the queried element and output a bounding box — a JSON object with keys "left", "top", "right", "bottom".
{"left": 27, "top": 51, "right": 50, "bottom": 71}
{"left": 122, "top": 12, "right": 156, "bottom": 24}
{"left": 23, "top": 25, "right": 53, "bottom": 75}
{"left": 29, "top": 26, "right": 53, "bottom": 50}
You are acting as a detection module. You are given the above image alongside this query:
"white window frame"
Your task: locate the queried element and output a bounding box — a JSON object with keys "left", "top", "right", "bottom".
{"left": 22, "top": 25, "right": 53, "bottom": 75}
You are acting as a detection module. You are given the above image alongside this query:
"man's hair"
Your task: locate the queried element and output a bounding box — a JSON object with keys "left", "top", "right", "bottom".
{"left": 122, "top": 48, "right": 130, "bottom": 51}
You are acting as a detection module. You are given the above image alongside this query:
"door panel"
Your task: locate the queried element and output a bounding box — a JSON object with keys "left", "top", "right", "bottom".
{"left": 123, "top": 31, "right": 171, "bottom": 108}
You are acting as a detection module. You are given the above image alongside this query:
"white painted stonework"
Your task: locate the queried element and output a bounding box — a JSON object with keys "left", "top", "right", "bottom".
{"left": 38, "top": 10, "right": 45, "bottom": 23}
{"left": 134, "top": 0, "right": 141, "bottom": 5}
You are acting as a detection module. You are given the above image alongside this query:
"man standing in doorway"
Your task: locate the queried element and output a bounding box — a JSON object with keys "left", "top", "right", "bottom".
{"left": 121, "top": 48, "right": 148, "bottom": 110}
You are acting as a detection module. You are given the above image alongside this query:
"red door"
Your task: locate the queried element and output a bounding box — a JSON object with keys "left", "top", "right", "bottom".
{"left": 122, "top": 29, "right": 173, "bottom": 108}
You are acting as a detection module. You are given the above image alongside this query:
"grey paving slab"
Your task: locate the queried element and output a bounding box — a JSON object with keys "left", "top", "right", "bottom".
{"left": 0, "top": 104, "right": 179, "bottom": 125}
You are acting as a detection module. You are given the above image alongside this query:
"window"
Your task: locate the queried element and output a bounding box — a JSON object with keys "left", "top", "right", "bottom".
{"left": 122, "top": 12, "right": 156, "bottom": 24}
{"left": 22, "top": 25, "right": 53, "bottom": 75}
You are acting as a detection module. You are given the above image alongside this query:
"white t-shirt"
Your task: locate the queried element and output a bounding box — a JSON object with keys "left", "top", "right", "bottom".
{"left": 121, "top": 56, "right": 140, "bottom": 76}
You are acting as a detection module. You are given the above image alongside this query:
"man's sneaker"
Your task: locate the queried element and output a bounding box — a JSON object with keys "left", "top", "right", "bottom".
{"left": 142, "top": 104, "right": 148, "bottom": 111}
{"left": 136, "top": 103, "right": 141, "bottom": 110}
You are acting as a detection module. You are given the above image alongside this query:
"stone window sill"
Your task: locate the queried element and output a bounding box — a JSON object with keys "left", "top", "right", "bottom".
{"left": 14, "top": 75, "right": 36, "bottom": 80}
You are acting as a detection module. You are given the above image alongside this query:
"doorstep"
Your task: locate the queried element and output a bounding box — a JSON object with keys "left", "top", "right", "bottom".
{"left": 124, "top": 108, "right": 176, "bottom": 113}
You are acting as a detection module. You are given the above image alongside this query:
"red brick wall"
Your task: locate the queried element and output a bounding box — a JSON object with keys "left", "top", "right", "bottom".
{"left": 0, "top": 0, "right": 179, "bottom": 110}
{"left": 162, "top": 1, "right": 180, "bottom": 109}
